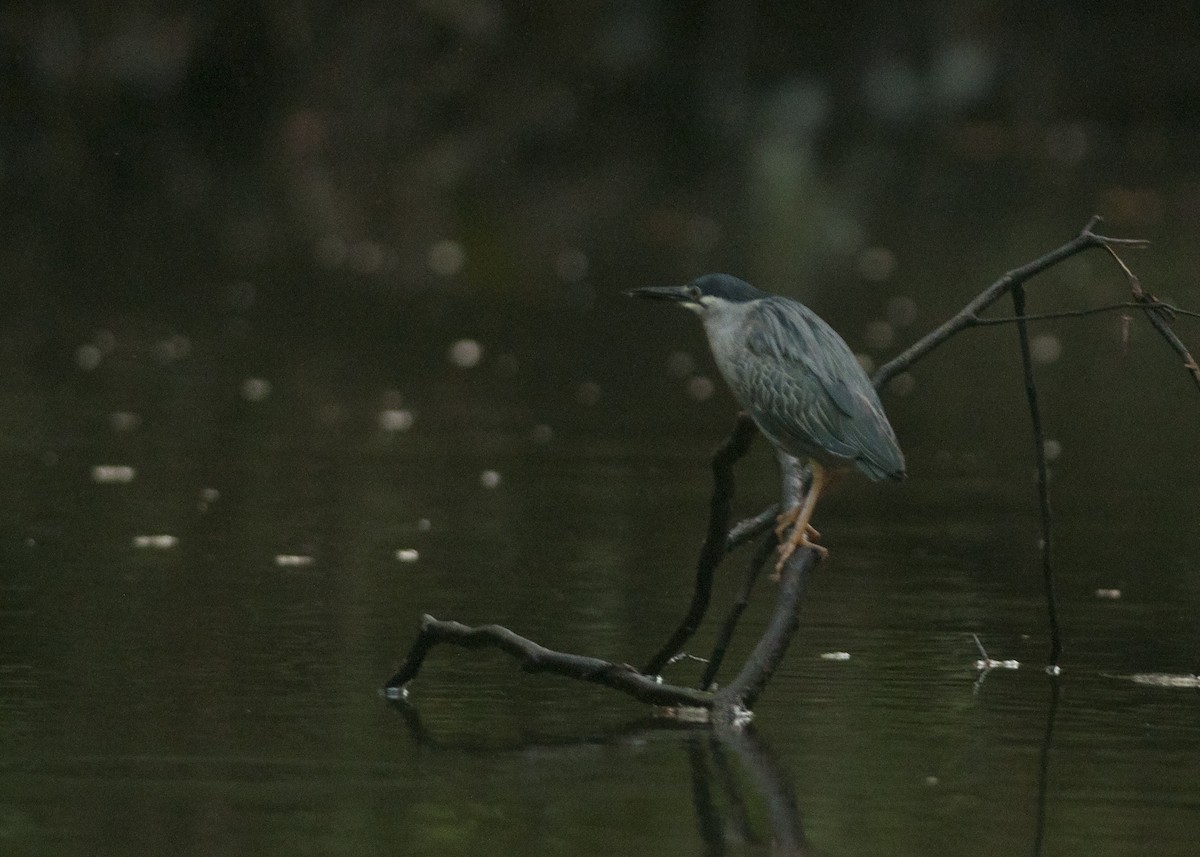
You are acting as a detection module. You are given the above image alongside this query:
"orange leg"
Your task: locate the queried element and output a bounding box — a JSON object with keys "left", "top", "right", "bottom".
{"left": 774, "top": 461, "right": 830, "bottom": 579}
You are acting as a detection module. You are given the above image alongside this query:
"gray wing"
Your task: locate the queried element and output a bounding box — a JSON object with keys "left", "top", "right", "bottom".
{"left": 735, "top": 297, "right": 905, "bottom": 480}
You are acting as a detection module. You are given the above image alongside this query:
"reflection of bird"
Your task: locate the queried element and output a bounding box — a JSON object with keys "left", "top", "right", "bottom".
{"left": 628, "top": 274, "right": 905, "bottom": 573}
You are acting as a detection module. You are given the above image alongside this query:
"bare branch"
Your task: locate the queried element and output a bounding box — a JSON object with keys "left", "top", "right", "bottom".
{"left": 714, "top": 547, "right": 816, "bottom": 714}
{"left": 726, "top": 505, "right": 779, "bottom": 552}
{"left": 386, "top": 614, "right": 714, "bottom": 709}
{"left": 970, "top": 300, "right": 1200, "bottom": 326}
{"left": 1011, "top": 284, "right": 1062, "bottom": 666}
{"left": 1102, "top": 243, "right": 1200, "bottom": 392}
{"left": 871, "top": 217, "right": 1142, "bottom": 389}
{"left": 701, "top": 532, "right": 776, "bottom": 690}
{"left": 642, "top": 415, "right": 758, "bottom": 676}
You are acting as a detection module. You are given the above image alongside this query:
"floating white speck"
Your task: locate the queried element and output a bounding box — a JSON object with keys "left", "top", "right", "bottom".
{"left": 480, "top": 470, "right": 501, "bottom": 489}
{"left": 924, "top": 775, "right": 940, "bottom": 787}
{"left": 855, "top": 352, "right": 876, "bottom": 374}
{"left": 686, "top": 376, "right": 715, "bottom": 401}
{"left": 448, "top": 339, "right": 483, "bottom": 368}
{"left": 395, "top": 548, "right": 420, "bottom": 562}
{"left": 976, "top": 658, "right": 1020, "bottom": 671}
{"left": 1126, "top": 672, "right": 1200, "bottom": 688}
{"left": 428, "top": 239, "right": 466, "bottom": 277}
{"left": 416, "top": 518, "right": 432, "bottom": 532}
{"left": 109, "top": 412, "right": 141, "bottom": 432}
{"left": 1030, "top": 333, "right": 1062, "bottom": 364}
{"left": 1095, "top": 588, "right": 1122, "bottom": 600}
{"left": 198, "top": 487, "right": 220, "bottom": 512}
{"left": 378, "top": 408, "right": 415, "bottom": 432}
{"left": 820, "top": 651, "right": 851, "bottom": 661}
{"left": 241, "top": 377, "right": 272, "bottom": 402}
{"left": 275, "top": 554, "right": 315, "bottom": 567}
{"left": 76, "top": 344, "right": 103, "bottom": 371}
{"left": 92, "top": 465, "right": 136, "bottom": 483}
{"left": 1043, "top": 438, "right": 1063, "bottom": 462}
{"left": 133, "top": 534, "right": 178, "bottom": 549}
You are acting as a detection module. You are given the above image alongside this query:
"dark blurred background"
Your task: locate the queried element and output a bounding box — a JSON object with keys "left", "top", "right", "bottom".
{"left": 4, "top": 0, "right": 1200, "bottom": 489}
{"left": 5, "top": 0, "right": 1199, "bottom": 309}
{"left": 5, "top": 5, "right": 1200, "bottom": 856}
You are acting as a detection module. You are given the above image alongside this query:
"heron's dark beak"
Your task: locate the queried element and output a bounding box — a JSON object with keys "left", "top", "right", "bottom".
{"left": 624, "top": 285, "right": 693, "bottom": 303}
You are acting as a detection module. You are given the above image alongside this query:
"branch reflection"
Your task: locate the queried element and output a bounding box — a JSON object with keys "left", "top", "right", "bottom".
{"left": 1032, "top": 674, "right": 1062, "bottom": 857}
{"left": 389, "top": 700, "right": 809, "bottom": 855}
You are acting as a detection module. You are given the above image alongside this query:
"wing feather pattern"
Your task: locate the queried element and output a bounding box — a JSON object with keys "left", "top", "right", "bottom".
{"left": 736, "top": 298, "right": 905, "bottom": 481}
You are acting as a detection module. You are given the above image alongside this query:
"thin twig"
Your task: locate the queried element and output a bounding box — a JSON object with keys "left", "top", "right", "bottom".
{"left": 726, "top": 505, "right": 779, "bottom": 552}
{"left": 713, "top": 546, "right": 816, "bottom": 716}
{"left": 701, "top": 531, "right": 776, "bottom": 690}
{"left": 970, "top": 300, "right": 1200, "bottom": 325}
{"left": 972, "top": 633, "right": 989, "bottom": 660}
{"left": 1102, "top": 244, "right": 1200, "bottom": 392}
{"left": 643, "top": 415, "right": 758, "bottom": 676}
{"left": 873, "top": 216, "right": 1128, "bottom": 389}
{"left": 1012, "top": 284, "right": 1062, "bottom": 667}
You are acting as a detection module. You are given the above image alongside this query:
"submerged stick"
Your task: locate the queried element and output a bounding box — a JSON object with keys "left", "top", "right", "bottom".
{"left": 1011, "top": 284, "right": 1062, "bottom": 666}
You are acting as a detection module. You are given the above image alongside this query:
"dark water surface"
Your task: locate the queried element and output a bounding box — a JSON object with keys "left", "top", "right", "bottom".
{"left": 2, "top": 296, "right": 1199, "bottom": 856}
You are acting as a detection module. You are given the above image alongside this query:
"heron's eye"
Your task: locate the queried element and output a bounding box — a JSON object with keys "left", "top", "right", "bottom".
{"left": 687, "top": 286, "right": 701, "bottom": 301}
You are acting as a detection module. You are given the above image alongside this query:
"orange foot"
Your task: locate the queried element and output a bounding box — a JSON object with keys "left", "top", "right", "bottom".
{"left": 775, "top": 507, "right": 820, "bottom": 542}
{"left": 773, "top": 528, "right": 827, "bottom": 581}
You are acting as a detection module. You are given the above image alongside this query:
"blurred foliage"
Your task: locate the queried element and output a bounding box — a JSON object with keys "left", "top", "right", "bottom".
{"left": 3, "top": 0, "right": 1200, "bottom": 315}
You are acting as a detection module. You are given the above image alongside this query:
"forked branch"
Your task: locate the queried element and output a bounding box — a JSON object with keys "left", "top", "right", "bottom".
{"left": 385, "top": 547, "right": 815, "bottom": 723}
{"left": 872, "top": 216, "right": 1151, "bottom": 389}
{"left": 386, "top": 216, "right": 1195, "bottom": 719}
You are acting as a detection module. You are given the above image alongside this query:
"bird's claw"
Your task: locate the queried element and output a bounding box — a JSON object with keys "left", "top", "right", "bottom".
{"left": 772, "top": 532, "right": 827, "bottom": 581}
{"left": 775, "top": 515, "right": 819, "bottom": 542}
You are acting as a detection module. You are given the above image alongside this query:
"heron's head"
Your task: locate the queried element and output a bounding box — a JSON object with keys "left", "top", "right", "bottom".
{"left": 625, "top": 274, "right": 765, "bottom": 316}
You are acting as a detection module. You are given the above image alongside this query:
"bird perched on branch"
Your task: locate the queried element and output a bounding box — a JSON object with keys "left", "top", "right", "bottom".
{"left": 627, "top": 273, "right": 905, "bottom": 573}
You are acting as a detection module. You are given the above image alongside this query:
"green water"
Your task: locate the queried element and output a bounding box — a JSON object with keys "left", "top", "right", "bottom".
{"left": 2, "top": 290, "right": 1198, "bottom": 855}
{"left": 5, "top": 5, "right": 1200, "bottom": 851}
